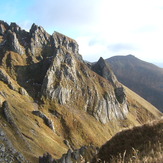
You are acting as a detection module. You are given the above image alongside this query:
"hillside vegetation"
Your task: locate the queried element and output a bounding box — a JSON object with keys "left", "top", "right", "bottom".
{"left": 0, "top": 21, "right": 162, "bottom": 162}
{"left": 93, "top": 118, "right": 163, "bottom": 163}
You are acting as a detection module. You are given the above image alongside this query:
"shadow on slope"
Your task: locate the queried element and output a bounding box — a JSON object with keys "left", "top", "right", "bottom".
{"left": 93, "top": 118, "right": 163, "bottom": 163}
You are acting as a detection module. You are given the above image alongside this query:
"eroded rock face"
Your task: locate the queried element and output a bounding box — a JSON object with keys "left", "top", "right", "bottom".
{"left": 92, "top": 57, "right": 127, "bottom": 104}
{"left": 0, "top": 20, "right": 9, "bottom": 35}
{"left": 29, "top": 23, "right": 51, "bottom": 58}
{"left": 0, "top": 68, "right": 28, "bottom": 95}
{"left": 41, "top": 40, "right": 128, "bottom": 124}
{"left": 115, "top": 87, "right": 126, "bottom": 104}
{"left": 6, "top": 30, "right": 25, "bottom": 55}
{"left": 0, "top": 21, "right": 128, "bottom": 124}
{"left": 52, "top": 32, "right": 82, "bottom": 62}
{"left": 0, "top": 21, "right": 83, "bottom": 63}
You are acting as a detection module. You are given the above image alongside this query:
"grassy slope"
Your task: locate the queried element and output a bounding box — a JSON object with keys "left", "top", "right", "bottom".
{"left": 0, "top": 65, "right": 162, "bottom": 162}
{"left": 93, "top": 118, "right": 163, "bottom": 163}
{"left": 125, "top": 86, "right": 162, "bottom": 124}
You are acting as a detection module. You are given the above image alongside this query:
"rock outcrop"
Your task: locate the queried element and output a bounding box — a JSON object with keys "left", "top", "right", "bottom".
{"left": 0, "top": 20, "right": 162, "bottom": 162}
{"left": 0, "top": 68, "right": 28, "bottom": 95}
{"left": 0, "top": 21, "right": 132, "bottom": 124}
{"left": 106, "top": 55, "right": 163, "bottom": 112}
{"left": 6, "top": 29, "right": 25, "bottom": 55}
{"left": 0, "top": 20, "right": 9, "bottom": 35}
{"left": 41, "top": 44, "right": 128, "bottom": 123}
{"left": 39, "top": 145, "right": 98, "bottom": 163}
{"left": 32, "top": 110, "right": 55, "bottom": 131}
{"left": 92, "top": 57, "right": 119, "bottom": 87}
{"left": 0, "top": 127, "right": 28, "bottom": 163}
{"left": 2, "top": 101, "right": 31, "bottom": 150}
{"left": 0, "top": 68, "right": 18, "bottom": 91}
{"left": 92, "top": 57, "right": 127, "bottom": 104}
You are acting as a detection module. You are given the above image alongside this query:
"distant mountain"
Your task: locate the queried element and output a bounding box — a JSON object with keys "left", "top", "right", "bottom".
{"left": 106, "top": 55, "right": 163, "bottom": 112}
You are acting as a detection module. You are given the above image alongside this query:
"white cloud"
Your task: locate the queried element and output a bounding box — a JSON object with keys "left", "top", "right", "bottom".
{"left": 75, "top": 0, "right": 163, "bottom": 62}
{"left": 30, "top": 0, "right": 100, "bottom": 32}
{"left": 18, "top": 20, "right": 33, "bottom": 31}
{"left": 3, "top": 0, "right": 163, "bottom": 63}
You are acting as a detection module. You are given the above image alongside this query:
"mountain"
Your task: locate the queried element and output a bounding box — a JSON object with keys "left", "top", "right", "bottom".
{"left": 0, "top": 21, "right": 162, "bottom": 162}
{"left": 106, "top": 55, "right": 163, "bottom": 112}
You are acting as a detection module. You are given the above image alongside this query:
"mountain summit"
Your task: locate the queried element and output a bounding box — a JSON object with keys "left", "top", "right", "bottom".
{"left": 0, "top": 21, "right": 162, "bottom": 162}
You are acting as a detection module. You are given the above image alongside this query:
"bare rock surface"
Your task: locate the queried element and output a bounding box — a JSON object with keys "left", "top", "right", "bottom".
{"left": 32, "top": 110, "right": 55, "bottom": 131}
{"left": 41, "top": 44, "right": 128, "bottom": 124}
{"left": 39, "top": 145, "right": 98, "bottom": 163}
{"left": 0, "top": 20, "right": 161, "bottom": 163}
{"left": 0, "top": 127, "right": 28, "bottom": 163}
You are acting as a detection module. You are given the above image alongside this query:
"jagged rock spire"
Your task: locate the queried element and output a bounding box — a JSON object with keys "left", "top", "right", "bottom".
{"left": 0, "top": 20, "right": 128, "bottom": 124}
{"left": 92, "top": 57, "right": 119, "bottom": 87}
{"left": 92, "top": 57, "right": 127, "bottom": 104}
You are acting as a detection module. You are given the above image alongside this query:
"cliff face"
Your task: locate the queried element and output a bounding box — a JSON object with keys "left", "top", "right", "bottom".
{"left": 0, "top": 20, "right": 129, "bottom": 124}
{"left": 0, "top": 20, "right": 162, "bottom": 162}
{"left": 41, "top": 36, "right": 128, "bottom": 124}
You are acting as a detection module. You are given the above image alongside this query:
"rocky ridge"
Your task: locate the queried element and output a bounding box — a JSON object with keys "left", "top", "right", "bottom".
{"left": 0, "top": 20, "right": 162, "bottom": 162}
{"left": 92, "top": 57, "right": 126, "bottom": 104}
{"left": 0, "top": 20, "right": 129, "bottom": 124}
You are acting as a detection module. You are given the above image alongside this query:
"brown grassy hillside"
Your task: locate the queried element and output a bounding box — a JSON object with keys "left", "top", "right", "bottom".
{"left": 0, "top": 65, "right": 162, "bottom": 162}
{"left": 93, "top": 118, "right": 163, "bottom": 163}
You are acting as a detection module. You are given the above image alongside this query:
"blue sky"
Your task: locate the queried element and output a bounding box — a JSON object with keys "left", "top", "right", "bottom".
{"left": 1, "top": 0, "right": 163, "bottom": 66}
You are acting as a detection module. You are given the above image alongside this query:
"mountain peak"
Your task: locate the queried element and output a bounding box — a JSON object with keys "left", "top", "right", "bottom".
{"left": 92, "top": 57, "right": 119, "bottom": 87}
{"left": 30, "top": 23, "right": 47, "bottom": 34}
{"left": 127, "top": 54, "right": 135, "bottom": 57}
{"left": 92, "top": 57, "right": 127, "bottom": 104}
{"left": 0, "top": 20, "right": 162, "bottom": 162}
{"left": 10, "top": 22, "right": 21, "bottom": 32}
{"left": 0, "top": 20, "right": 9, "bottom": 35}
{"left": 96, "top": 57, "right": 107, "bottom": 67}
{"left": 98, "top": 56, "right": 105, "bottom": 62}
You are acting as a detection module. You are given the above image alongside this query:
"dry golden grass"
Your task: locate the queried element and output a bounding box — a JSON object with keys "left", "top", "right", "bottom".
{"left": 0, "top": 62, "right": 162, "bottom": 162}
{"left": 0, "top": 36, "right": 3, "bottom": 43}
{"left": 93, "top": 118, "right": 163, "bottom": 163}
{"left": 109, "top": 141, "right": 163, "bottom": 163}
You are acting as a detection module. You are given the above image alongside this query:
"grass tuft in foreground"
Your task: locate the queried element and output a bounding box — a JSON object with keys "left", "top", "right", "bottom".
{"left": 93, "top": 118, "right": 163, "bottom": 163}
